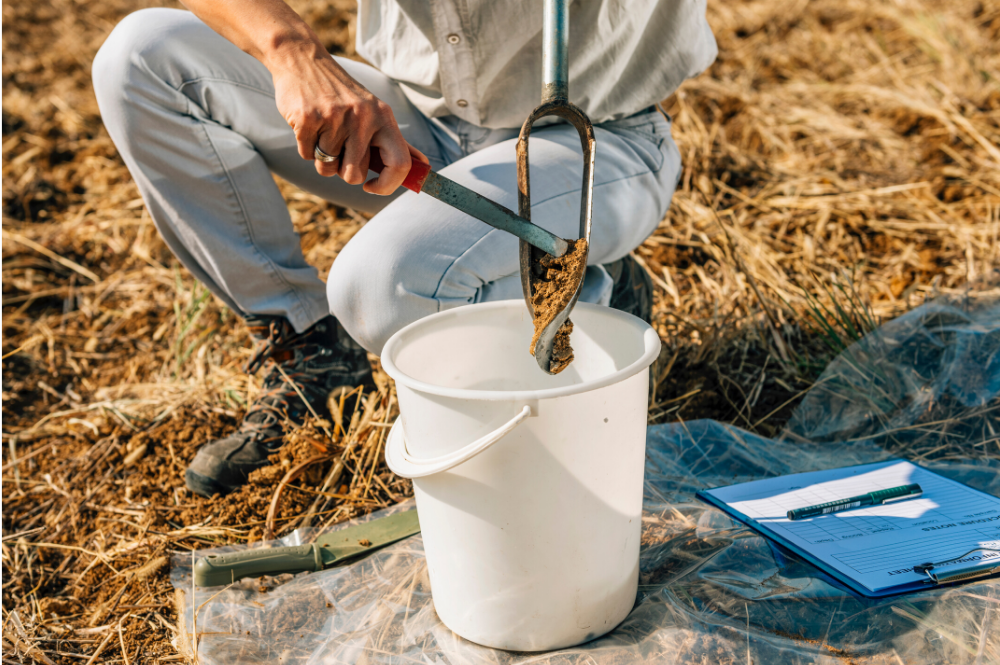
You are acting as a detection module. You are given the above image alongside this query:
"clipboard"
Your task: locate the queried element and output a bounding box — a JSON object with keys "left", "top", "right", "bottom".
{"left": 696, "top": 460, "right": 1000, "bottom": 597}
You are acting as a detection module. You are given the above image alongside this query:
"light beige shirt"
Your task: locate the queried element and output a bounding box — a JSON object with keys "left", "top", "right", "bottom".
{"left": 356, "top": 0, "right": 717, "bottom": 129}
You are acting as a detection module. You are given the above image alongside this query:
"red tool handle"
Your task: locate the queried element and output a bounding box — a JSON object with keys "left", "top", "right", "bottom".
{"left": 368, "top": 148, "right": 432, "bottom": 193}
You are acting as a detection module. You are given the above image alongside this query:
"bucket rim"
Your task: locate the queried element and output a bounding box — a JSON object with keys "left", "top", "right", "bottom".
{"left": 381, "top": 301, "right": 661, "bottom": 401}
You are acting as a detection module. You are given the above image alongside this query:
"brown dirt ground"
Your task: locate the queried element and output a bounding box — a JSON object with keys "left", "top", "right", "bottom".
{"left": 3, "top": 0, "right": 999, "bottom": 662}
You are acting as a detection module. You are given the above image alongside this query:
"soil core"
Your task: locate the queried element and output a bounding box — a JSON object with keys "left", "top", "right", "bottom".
{"left": 529, "top": 238, "right": 589, "bottom": 373}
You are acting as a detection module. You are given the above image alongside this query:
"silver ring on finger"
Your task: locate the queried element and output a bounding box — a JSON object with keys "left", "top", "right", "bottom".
{"left": 314, "top": 145, "right": 338, "bottom": 163}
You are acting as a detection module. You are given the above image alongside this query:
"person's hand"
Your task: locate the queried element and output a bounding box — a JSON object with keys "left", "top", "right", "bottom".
{"left": 270, "top": 47, "right": 420, "bottom": 195}
{"left": 176, "top": 0, "right": 426, "bottom": 194}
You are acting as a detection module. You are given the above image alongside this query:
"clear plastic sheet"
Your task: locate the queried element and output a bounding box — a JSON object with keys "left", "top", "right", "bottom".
{"left": 785, "top": 297, "right": 1000, "bottom": 449}
{"left": 172, "top": 297, "right": 1000, "bottom": 664}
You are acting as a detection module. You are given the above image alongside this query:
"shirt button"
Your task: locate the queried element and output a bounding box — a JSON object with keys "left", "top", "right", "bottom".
{"left": 446, "top": 33, "right": 461, "bottom": 45}
{"left": 456, "top": 99, "right": 469, "bottom": 108}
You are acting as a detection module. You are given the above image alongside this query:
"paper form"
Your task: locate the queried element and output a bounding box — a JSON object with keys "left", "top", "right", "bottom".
{"left": 702, "top": 460, "right": 1000, "bottom": 593}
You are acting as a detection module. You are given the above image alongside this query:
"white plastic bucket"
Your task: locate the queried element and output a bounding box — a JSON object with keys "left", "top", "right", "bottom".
{"left": 383, "top": 300, "right": 660, "bottom": 651}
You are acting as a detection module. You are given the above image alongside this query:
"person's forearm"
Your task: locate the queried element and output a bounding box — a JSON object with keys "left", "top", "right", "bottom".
{"left": 178, "top": 0, "right": 421, "bottom": 193}
{"left": 179, "top": 0, "right": 325, "bottom": 73}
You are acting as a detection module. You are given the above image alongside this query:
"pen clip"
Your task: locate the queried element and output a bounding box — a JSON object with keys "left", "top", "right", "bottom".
{"left": 881, "top": 493, "right": 920, "bottom": 504}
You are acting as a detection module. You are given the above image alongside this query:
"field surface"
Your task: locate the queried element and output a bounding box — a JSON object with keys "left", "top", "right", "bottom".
{"left": 3, "top": 0, "right": 999, "bottom": 662}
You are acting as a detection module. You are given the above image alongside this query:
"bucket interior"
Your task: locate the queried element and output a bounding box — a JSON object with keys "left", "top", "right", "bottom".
{"left": 386, "top": 302, "right": 652, "bottom": 393}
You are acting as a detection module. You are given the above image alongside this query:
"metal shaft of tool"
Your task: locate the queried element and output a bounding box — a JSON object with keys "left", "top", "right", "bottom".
{"left": 422, "top": 172, "right": 568, "bottom": 257}
{"left": 542, "top": 0, "right": 569, "bottom": 102}
{"left": 366, "top": 148, "right": 569, "bottom": 257}
{"left": 518, "top": 0, "right": 596, "bottom": 374}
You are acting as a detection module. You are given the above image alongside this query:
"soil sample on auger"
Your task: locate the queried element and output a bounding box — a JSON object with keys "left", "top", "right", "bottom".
{"left": 528, "top": 238, "right": 589, "bottom": 374}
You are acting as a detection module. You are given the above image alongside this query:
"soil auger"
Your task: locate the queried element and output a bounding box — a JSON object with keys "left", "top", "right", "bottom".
{"left": 367, "top": 0, "right": 594, "bottom": 374}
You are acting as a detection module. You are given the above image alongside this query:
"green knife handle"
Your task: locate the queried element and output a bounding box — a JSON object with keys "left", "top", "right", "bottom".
{"left": 194, "top": 543, "right": 323, "bottom": 587}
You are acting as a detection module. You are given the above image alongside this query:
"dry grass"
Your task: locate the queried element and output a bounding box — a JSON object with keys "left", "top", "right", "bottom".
{"left": 642, "top": 0, "right": 1000, "bottom": 432}
{"left": 3, "top": 0, "right": 999, "bottom": 661}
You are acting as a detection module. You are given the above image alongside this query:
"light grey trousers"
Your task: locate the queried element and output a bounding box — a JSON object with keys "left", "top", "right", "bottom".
{"left": 93, "top": 8, "right": 681, "bottom": 355}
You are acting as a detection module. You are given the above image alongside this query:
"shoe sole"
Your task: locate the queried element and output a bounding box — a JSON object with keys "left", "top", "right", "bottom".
{"left": 185, "top": 468, "right": 233, "bottom": 498}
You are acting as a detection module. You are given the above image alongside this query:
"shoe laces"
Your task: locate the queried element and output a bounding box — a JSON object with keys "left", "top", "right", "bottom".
{"left": 246, "top": 318, "right": 301, "bottom": 374}
{"left": 238, "top": 319, "right": 337, "bottom": 443}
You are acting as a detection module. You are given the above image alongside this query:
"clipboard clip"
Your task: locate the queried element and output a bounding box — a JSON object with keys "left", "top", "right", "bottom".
{"left": 913, "top": 547, "right": 1000, "bottom": 584}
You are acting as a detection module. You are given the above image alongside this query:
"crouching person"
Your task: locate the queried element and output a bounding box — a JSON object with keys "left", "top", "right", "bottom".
{"left": 92, "top": 0, "right": 716, "bottom": 496}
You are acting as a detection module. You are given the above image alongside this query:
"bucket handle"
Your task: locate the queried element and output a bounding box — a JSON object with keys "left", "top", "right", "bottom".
{"left": 385, "top": 406, "right": 532, "bottom": 479}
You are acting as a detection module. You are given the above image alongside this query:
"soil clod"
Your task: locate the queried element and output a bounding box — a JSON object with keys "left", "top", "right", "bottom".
{"left": 529, "top": 239, "right": 588, "bottom": 373}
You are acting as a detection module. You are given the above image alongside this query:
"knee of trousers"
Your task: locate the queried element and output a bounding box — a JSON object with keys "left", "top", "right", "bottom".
{"left": 325, "top": 223, "right": 450, "bottom": 357}
{"left": 92, "top": 8, "right": 193, "bottom": 110}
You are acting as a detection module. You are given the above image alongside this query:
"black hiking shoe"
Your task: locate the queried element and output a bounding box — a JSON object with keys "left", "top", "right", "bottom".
{"left": 185, "top": 315, "right": 374, "bottom": 497}
{"left": 604, "top": 254, "right": 653, "bottom": 324}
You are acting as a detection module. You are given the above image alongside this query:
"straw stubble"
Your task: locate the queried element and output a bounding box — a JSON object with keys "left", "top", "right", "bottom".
{"left": 3, "top": 0, "right": 999, "bottom": 660}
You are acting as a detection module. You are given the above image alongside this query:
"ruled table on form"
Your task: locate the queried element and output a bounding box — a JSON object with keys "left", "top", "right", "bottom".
{"left": 702, "top": 460, "right": 1000, "bottom": 593}
{"left": 832, "top": 533, "right": 1000, "bottom": 576}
